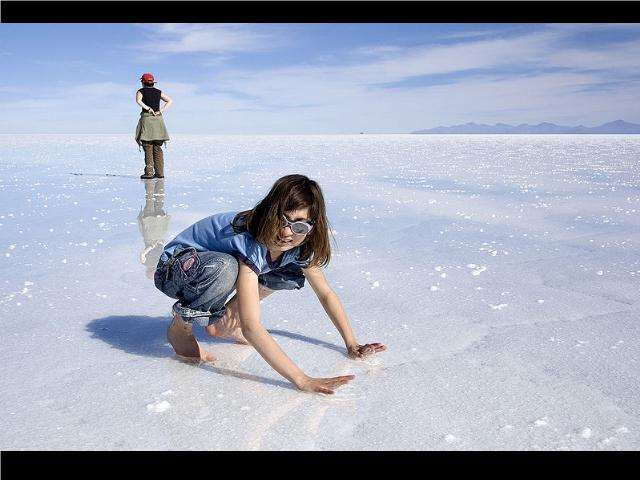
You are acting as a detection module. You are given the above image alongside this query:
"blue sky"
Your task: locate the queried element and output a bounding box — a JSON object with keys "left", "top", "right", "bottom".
{"left": 1, "top": 23, "right": 640, "bottom": 133}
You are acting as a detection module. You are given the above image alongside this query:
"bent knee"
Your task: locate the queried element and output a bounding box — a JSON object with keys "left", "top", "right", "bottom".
{"left": 215, "top": 253, "right": 239, "bottom": 285}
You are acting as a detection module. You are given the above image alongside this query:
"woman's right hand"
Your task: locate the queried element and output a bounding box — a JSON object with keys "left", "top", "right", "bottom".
{"left": 296, "top": 374, "right": 355, "bottom": 394}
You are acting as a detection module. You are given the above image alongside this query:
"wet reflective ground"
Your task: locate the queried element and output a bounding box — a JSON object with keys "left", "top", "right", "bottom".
{"left": 1, "top": 134, "right": 639, "bottom": 450}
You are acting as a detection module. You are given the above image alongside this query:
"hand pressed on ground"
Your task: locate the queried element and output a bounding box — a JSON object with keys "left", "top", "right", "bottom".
{"left": 296, "top": 374, "right": 356, "bottom": 395}
{"left": 347, "top": 342, "right": 387, "bottom": 359}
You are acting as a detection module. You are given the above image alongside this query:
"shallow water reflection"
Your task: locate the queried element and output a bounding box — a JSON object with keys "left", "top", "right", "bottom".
{"left": 137, "top": 178, "right": 171, "bottom": 280}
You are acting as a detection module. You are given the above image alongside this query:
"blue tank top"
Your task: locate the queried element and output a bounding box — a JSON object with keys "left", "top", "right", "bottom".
{"left": 160, "top": 211, "right": 306, "bottom": 274}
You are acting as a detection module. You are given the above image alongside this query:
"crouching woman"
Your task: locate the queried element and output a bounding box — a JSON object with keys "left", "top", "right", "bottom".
{"left": 154, "top": 174, "right": 386, "bottom": 394}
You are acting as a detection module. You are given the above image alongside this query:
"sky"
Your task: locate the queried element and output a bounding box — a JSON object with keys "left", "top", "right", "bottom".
{"left": 1, "top": 23, "right": 640, "bottom": 134}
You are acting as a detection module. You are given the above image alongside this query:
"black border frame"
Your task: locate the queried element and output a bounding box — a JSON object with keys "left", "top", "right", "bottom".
{"left": 1, "top": 0, "right": 640, "bottom": 470}
{"left": 1, "top": 1, "right": 640, "bottom": 23}
{"left": 3, "top": 450, "right": 640, "bottom": 475}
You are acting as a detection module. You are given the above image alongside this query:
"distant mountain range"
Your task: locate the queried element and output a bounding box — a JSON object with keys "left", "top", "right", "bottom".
{"left": 411, "top": 120, "right": 640, "bottom": 134}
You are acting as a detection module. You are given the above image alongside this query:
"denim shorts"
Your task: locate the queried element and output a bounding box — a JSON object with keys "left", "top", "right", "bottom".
{"left": 154, "top": 246, "right": 305, "bottom": 326}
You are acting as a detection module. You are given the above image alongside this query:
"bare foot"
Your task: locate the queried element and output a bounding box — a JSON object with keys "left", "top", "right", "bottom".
{"left": 167, "top": 314, "right": 216, "bottom": 363}
{"left": 205, "top": 286, "right": 274, "bottom": 345}
{"left": 196, "top": 347, "right": 217, "bottom": 363}
{"left": 205, "top": 321, "right": 249, "bottom": 345}
{"left": 175, "top": 349, "right": 215, "bottom": 364}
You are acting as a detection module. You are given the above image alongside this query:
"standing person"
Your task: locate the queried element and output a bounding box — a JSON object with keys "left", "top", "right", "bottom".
{"left": 135, "top": 73, "right": 172, "bottom": 179}
{"left": 154, "top": 174, "right": 386, "bottom": 394}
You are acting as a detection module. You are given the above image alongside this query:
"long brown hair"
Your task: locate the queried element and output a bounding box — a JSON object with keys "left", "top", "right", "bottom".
{"left": 233, "top": 174, "right": 332, "bottom": 268}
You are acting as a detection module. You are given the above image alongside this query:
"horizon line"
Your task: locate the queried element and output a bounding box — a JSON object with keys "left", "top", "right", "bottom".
{"left": 2, "top": 132, "right": 640, "bottom": 137}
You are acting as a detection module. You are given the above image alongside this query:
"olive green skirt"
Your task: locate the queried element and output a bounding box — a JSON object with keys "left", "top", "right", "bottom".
{"left": 135, "top": 111, "right": 170, "bottom": 147}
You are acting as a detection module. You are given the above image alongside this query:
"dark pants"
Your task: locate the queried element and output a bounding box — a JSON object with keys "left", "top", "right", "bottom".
{"left": 142, "top": 140, "right": 164, "bottom": 177}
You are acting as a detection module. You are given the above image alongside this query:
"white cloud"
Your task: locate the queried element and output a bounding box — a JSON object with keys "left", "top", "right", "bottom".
{"left": 209, "top": 29, "right": 565, "bottom": 102}
{"left": 1, "top": 86, "right": 116, "bottom": 111}
{"left": 0, "top": 85, "right": 25, "bottom": 94}
{"left": 544, "top": 23, "right": 640, "bottom": 33}
{"left": 349, "top": 45, "right": 405, "bottom": 57}
{"left": 3, "top": 24, "right": 640, "bottom": 133}
{"left": 343, "top": 31, "right": 559, "bottom": 82}
{"left": 547, "top": 39, "right": 640, "bottom": 72}
{"left": 133, "top": 23, "right": 279, "bottom": 55}
{"left": 183, "top": 25, "right": 640, "bottom": 131}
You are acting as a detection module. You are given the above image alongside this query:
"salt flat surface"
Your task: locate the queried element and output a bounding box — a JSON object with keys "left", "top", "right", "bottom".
{"left": 0, "top": 134, "right": 639, "bottom": 450}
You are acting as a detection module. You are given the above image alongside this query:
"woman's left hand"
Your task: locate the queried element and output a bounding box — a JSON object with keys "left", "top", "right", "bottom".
{"left": 347, "top": 342, "right": 387, "bottom": 359}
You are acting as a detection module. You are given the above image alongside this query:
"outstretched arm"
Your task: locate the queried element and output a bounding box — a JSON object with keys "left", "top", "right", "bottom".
{"left": 236, "top": 262, "right": 354, "bottom": 394}
{"left": 303, "top": 266, "right": 386, "bottom": 359}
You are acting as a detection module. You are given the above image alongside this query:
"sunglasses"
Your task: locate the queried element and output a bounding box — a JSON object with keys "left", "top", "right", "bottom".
{"left": 282, "top": 214, "right": 313, "bottom": 236}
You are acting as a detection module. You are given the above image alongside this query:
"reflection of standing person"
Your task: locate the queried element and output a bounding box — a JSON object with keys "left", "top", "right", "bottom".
{"left": 138, "top": 179, "right": 171, "bottom": 279}
{"left": 135, "top": 73, "right": 172, "bottom": 179}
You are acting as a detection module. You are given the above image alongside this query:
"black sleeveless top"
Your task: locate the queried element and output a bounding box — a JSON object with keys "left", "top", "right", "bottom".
{"left": 139, "top": 87, "right": 161, "bottom": 112}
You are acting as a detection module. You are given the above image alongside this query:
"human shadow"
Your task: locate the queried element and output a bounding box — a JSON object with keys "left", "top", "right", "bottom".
{"left": 86, "top": 315, "right": 343, "bottom": 389}
{"left": 86, "top": 314, "right": 170, "bottom": 358}
{"left": 267, "top": 329, "right": 345, "bottom": 355}
{"left": 199, "top": 364, "right": 294, "bottom": 391}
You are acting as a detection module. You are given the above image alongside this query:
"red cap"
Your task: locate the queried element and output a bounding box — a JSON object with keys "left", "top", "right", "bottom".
{"left": 140, "top": 73, "right": 156, "bottom": 84}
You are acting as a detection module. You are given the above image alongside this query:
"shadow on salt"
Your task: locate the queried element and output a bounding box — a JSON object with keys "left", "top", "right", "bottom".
{"left": 86, "top": 315, "right": 347, "bottom": 391}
